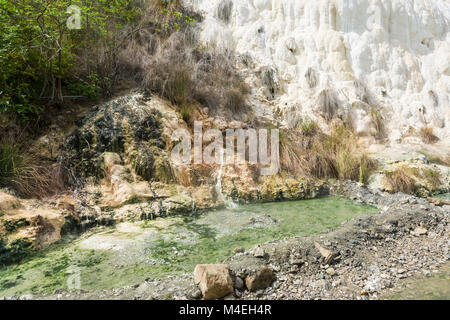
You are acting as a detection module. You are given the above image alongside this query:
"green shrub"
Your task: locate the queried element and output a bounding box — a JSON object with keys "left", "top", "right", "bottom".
{"left": 0, "top": 0, "right": 144, "bottom": 120}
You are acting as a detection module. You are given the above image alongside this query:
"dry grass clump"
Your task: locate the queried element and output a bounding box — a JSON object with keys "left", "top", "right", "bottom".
{"left": 385, "top": 167, "right": 418, "bottom": 195}
{"left": 279, "top": 121, "right": 377, "bottom": 183}
{"left": 0, "top": 139, "right": 70, "bottom": 198}
{"left": 385, "top": 166, "right": 442, "bottom": 195}
{"left": 419, "top": 127, "right": 439, "bottom": 144}
{"left": 261, "top": 67, "right": 279, "bottom": 100}
{"left": 299, "top": 118, "right": 320, "bottom": 137}
{"left": 116, "top": 1, "right": 249, "bottom": 119}
{"left": 353, "top": 80, "right": 386, "bottom": 139}
{"left": 369, "top": 108, "right": 386, "bottom": 139}
{"left": 217, "top": 0, "right": 233, "bottom": 24}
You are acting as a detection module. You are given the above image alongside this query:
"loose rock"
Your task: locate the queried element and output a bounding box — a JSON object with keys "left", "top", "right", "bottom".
{"left": 245, "top": 266, "right": 274, "bottom": 292}
{"left": 193, "top": 264, "right": 234, "bottom": 300}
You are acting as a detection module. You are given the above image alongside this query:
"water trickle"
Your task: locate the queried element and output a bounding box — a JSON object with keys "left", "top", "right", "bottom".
{"left": 191, "top": 197, "right": 196, "bottom": 213}
{"left": 215, "top": 149, "right": 238, "bottom": 209}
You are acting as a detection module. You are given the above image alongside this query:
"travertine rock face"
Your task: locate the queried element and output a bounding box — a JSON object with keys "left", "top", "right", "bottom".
{"left": 0, "top": 191, "right": 67, "bottom": 250}
{"left": 188, "top": 0, "right": 450, "bottom": 143}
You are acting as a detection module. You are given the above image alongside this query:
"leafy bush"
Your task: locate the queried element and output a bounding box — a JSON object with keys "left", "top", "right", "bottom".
{"left": 0, "top": 0, "right": 144, "bottom": 120}
{"left": 1, "top": 0, "right": 248, "bottom": 125}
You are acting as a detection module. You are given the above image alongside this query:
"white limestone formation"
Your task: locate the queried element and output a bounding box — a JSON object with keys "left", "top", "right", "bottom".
{"left": 187, "top": 0, "right": 450, "bottom": 144}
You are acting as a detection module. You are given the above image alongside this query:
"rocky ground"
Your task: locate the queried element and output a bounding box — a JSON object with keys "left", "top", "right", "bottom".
{"left": 7, "top": 181, "right": 447, "bottom": 300}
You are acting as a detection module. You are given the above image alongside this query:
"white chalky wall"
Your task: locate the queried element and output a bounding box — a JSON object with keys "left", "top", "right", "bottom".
{"left": 186, "top": 0, "right": 450, "bottom": 142}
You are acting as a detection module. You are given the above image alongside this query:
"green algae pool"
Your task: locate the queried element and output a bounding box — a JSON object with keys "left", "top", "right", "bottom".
{"left": 435, "top": 193, "right": 450, "bottom": 201}
{"left": 0, "top": 197, "right": 378, "bottom": 297}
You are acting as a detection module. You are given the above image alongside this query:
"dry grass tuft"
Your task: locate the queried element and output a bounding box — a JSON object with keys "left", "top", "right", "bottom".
{"left": 0, "top": 139, "right": 71, "bottom": 198}
{"left": 419, "top": 151, "right": 450, "bottom": 167}
{"left": 115, "top": 1, "right": 249, "bottom": 120}
{"left": 385, "top": 167, "right": 418, "bottom": 195}
{"left": 305, "top": 67, "right": 318, "bottom": 89}
{"left": 419, "top": 127, "right": 439, "bottom": 144}
{"left": 369, "top": 108, "right": 386, "bottom": 139}
{"left": 217, "top": 0, "right": 233, "bottom": 24}
{"left": 279, "top": 121, "right": 378, "bottom": 183}
{"left": 385, "top": 166, "right": 442, "bottom": 195}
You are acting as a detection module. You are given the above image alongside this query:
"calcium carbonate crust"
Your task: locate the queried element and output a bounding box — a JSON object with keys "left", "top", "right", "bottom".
{"left": 187, "top": 0, "right": 450, "bottom": 144}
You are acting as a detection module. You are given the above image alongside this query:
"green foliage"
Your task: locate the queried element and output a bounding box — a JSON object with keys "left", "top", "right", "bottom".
{"left": 0, "top": 0, "right": 143, "bottom": 121}
{"left": 159, "top": 8, "right": 196, "bottom": 33}
{"left": 180, "top": 103, "right": 194, "bottom": 123}
{"left": 67, "top": 74, "right": 102, "bottom": 101}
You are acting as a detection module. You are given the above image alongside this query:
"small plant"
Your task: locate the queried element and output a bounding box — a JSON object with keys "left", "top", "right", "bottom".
{"left": 305, "top": 68, "right": 318, "bottom": 89}
{"left": 419, "top": 151, "right": 450, "bottom": 167}
{"left": 370, "top": 108, "right": 385, "bottom": 139}
{"left": 180, "top": 103, "right": 194, "bottom": 123}
{"left": 299, "top": 118, "right": 319, "bottom": 137}
{"left": 224, "top": 88, "right": 248, "bottom": 114}
{"left": 66, "top": 74, "right": 102, "bottom": 101}
{"left": 217, "top": 0, "right": 233, "bottom": 24}
{"left": 422, "top": 168, "right": 442, "bottom": 189}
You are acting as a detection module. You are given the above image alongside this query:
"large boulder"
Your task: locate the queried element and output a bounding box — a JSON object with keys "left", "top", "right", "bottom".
{"left": 193, "top": 264, "right": 234, "bottom": 300}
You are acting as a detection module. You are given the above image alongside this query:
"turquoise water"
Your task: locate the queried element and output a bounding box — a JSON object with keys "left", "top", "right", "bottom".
{"left": 0, "top": 197, "right": 378, "bottom": 296}
{"left": 434, "top": 193, "right": 450, "bottom": 200}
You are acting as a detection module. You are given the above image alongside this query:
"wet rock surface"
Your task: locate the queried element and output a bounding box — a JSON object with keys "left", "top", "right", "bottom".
{"left": 62, "top": 95, "right": 165, "bottom": 181}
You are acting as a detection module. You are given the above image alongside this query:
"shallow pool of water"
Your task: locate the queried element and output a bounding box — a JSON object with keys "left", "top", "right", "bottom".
{"left": 0, "top": 197, "right": 378, "bottom": 296}
{"left": 434, "top": 193, "right": 450, "bottom": 201}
